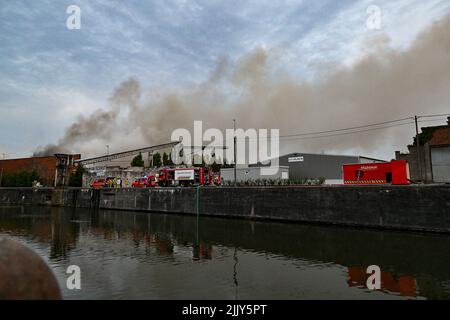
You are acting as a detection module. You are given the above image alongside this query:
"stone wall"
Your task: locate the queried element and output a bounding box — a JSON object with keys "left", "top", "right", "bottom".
{"left": 1, "top": 185, "right": 450, "bottom": 233}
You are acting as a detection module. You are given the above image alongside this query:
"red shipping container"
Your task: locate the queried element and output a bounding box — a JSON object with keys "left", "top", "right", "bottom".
{"left": 343, "top": 160, "right": 410, "bottom": 185}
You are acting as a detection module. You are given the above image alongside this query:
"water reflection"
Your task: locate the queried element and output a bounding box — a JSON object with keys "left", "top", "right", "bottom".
{"left": 193, "top": 243, "right": 213, "bottom": 261}
{"left": 347, "top": 267, "right": 417, "bottom": 297}
{"left": 0, "top": 206, "right": 450, "bottom": 299}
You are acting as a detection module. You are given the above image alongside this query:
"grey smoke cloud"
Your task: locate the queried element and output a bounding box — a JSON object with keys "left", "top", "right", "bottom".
{"left": 34, "top": 14, "right": 450, "bottom": 160}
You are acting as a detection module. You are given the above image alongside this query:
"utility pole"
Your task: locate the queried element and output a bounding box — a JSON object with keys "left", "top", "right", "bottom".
{"left": 414, "top": 115, "right": 422, "bottom": 182}
{"left": 149, "top": 151, "right": 153, "bottom": 168}
{"left": 106, "top": 145, "right": 110, "bottom": 156}
{"left": 233, "top": 119, "right": 237, "bottom": 186}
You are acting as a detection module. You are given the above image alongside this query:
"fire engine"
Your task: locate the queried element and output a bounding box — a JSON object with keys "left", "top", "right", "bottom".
{"left": 156, "top": 167, "right": 221, "bottom": 187}
{"left": 132, "top": 175, "right": 158, "bottom": 188}
{"left": 343, "top": 160, "right": 410, "bottom": 185}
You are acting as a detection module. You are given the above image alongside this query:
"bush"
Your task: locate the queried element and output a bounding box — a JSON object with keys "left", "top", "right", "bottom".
{"left": 221, "top": 177, "right": 326, "bottom": 187}
{"left": 0, "top": 170, "right": 40, "bottom": 187}
{"left": 131, "top": 153, "right": 144, "bottom": 167}
{"left": 152, "top": 152, "right": 162, "bottom": 167}
{"left": 69, "top": 165, "right": 84, "bottom": 187}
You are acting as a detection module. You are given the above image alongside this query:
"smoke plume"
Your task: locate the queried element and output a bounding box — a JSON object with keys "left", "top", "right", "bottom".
{"left": 35, "top": 15, "right": 450, "bottom": 161}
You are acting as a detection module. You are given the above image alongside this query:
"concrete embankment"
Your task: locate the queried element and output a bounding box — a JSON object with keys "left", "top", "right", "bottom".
{"left": 0, "top": 185, "right": 450, "bottom": 233}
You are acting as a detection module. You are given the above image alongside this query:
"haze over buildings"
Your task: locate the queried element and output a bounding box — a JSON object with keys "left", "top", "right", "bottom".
{"left": 1, "top": 1, "right": 450, "bottom": 161}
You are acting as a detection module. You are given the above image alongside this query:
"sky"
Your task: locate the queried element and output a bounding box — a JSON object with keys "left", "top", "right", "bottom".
{"left": 1, "top": 0, "right": 450, "bottom": 160}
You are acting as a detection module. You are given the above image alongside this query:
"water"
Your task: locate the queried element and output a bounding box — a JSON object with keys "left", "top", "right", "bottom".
{"left": 1, "top": 206, "right": 450, "bottom": 300}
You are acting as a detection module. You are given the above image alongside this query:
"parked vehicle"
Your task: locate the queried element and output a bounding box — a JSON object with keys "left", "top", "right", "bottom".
{"left": 157, "top": 167, "right": 221, "bottom": 187}
{"left": 145, "top": 175, "right": 158, "bottom": 188}
{"left": 90, "top": 178, "right": 106, "bottom": 188}
{"left": 132, "top": 177, "right": 147, "bottom": 188}
{"left": 132, "top": 175, "right": 158, "bottom": 188}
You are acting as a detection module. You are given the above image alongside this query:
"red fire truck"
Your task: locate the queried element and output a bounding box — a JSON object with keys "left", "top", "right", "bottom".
{"left": 156, "top": 167, "right": 221, "bottom": 187}
{"left": 343, "top": 160, "right": 410, "bottom": 185}
{"left": 131, "top": 175, "right": 158, "bottom": 188}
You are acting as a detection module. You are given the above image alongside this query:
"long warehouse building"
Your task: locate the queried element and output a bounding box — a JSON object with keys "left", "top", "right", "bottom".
{"left": 250, "top": 152, "right": 385, "bottom": 184}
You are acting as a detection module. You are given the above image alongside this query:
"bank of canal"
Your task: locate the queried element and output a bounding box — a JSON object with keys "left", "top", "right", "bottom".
{"left": 1, "top": 185, "right": 450, "bottom": 233}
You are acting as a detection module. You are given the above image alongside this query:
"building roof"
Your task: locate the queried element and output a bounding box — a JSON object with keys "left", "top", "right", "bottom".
{"left": 0, "top": 155, "right": 55, "bottom": 162}
{"left": 280, "top": 152, "right": 385, "bottom": 161}
{"left": 416, "top": 117, "right": 450, "bottom": 147}
{"left": 251, "top": 152, "right": 386, "bottom": 167}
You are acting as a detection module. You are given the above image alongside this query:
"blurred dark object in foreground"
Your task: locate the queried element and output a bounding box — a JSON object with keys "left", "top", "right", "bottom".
{"left": 0, "top": 238, "right": 61, "bottom": 300}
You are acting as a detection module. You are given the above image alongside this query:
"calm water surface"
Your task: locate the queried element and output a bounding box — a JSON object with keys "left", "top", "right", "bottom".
{"left": 1, "top": 205, "right": 450, "bottom": 300}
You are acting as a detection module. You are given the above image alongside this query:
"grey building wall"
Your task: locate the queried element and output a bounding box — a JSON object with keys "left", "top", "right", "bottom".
{"left": 220, "top": 166, "right": 289, "bottom": 182}
{"left": 431, "top": 146, "right": 450, "bottom": 183}
{"left": 261, "top": 153, "right": 385, "bottom": 181}
{"left": 395, "top": 144, "right": 433, "bottom": 183}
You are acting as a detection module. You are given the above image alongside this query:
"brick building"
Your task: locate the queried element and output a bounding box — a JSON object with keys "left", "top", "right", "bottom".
{"left": 396, "top": 117, "right": 450, "bottom": 183}
{"left": 0, "top": 154, "right": 81, "bottom": 187}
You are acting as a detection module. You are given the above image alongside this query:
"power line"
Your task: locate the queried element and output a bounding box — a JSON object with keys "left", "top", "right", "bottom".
{"left": 234, "top": 113, "right": 450, "bottom": 142}
{"left": 280, "top": 117, "right": 450, "bottom": 141}
{"left": 278, "top": 121, "right": 415, "bottom": 141}
{"left": 418, "top": 113, "right": 450, "bottom": 119}
{"left": 279, "top": 117, "right": 413, "bottom": 138}
{"left": 235, "top": 117, "right": 414, "bottom": 141}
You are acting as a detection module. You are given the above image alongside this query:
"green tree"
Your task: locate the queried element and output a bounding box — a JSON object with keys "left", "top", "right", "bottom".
{"left": 152, "top": 152, "right": 162, "bottom": 167}
{"left": 210, "top": 161, "right": 222, "bottom": 172}
{"left": 69, "top": 165, "right": 84, "bottom": 187}
{"left": 1, "top": 170, "right": 40, "bottom": 187}
{"left": 131, "top": 153, "right": 144, "bottom": 167}
{"left": 162, "top": 152, "right": 173, "bottom": 166}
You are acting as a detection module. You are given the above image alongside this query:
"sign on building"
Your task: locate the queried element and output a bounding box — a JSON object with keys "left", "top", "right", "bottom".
{"left": 288, "top": 156, "right": 304, "bottom": 163}
{"left": 90, "top": 169, "right": 105, "bottom": 177}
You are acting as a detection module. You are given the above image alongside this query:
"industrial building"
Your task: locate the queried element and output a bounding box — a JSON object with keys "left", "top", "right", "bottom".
{"left": 220, "top": 166, "right": 289, "bottom": 183}
{"left": 82, "top": 166, "right": 149, "bottom": 188}
{"left": 75, "top": 142, "right": 179, "bottom": 187}
{"left": 396, "top": 117, "right": 450, "bottom": 183}
{"left": 249, "top": 153, "right": 385, "bottom": 184}
{"left": 0, "top": 154, "right": 81, "bottom": 187}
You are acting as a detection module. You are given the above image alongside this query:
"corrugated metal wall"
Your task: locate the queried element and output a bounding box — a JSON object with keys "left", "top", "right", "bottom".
{"left": 431, "top": 147, "right": 450, "bottom": 183}
{"left": 220, "top": 166, "right": 289, "bottom": 182}
{"left": 279, "top": 153, "right": 360, "bottom": 180}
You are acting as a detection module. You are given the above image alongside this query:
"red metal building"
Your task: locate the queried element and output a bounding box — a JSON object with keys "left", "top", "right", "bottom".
{"left": 343, "top": 160, "right": 410, "bottom": 185}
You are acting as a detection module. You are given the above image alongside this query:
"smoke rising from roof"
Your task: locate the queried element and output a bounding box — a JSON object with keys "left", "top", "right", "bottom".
{"left": 34, "top": 15, "right": 450, "bottom": 160}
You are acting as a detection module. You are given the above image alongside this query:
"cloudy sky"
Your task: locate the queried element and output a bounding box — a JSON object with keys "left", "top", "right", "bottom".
{"left": 1, "top": 0, "right": 449, "bottom": 159}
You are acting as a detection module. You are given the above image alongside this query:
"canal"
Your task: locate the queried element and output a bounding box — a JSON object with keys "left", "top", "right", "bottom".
{"left": 1, "top": 205, "right": 450, "bottom": 300}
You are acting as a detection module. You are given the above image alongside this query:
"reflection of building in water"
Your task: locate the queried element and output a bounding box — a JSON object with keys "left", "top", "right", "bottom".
{"left": 193, "top": 243, "right": 213, "bottom": 260}
{"left": 347, "top": 267, "right": 417, "bottom": 297}
{"left": 50, "top": 208, "right": 79, "bottom": 259}
{"left": 154, "top": 234, "right": 174, "bottom": 255}
{"left": 0, "top": 207, "right": 79, "bottom": 259}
